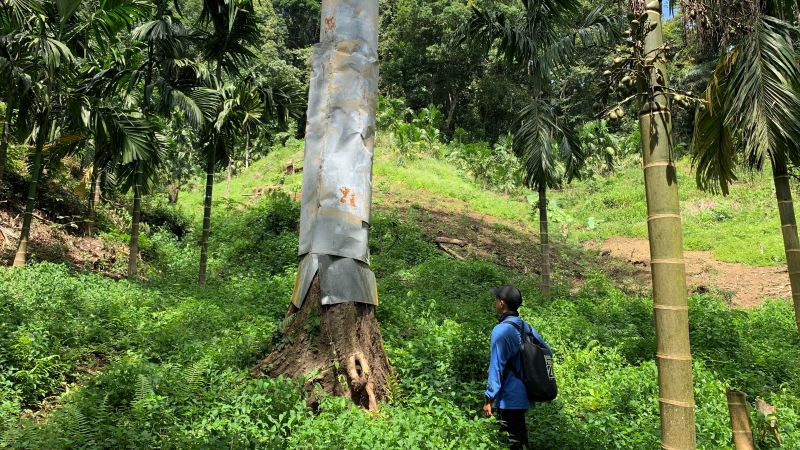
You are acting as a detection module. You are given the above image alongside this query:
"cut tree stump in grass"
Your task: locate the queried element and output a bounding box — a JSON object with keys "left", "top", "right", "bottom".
{"left": 253, "top": 276, "right": 393, "bottom": 411}
{"left": 726, "top": 388, "right": 755, "bottom": 450}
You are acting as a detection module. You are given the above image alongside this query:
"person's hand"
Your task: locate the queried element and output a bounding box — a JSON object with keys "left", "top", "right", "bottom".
{"left": 483, "top": 399, "right": 493, "bottom": 417}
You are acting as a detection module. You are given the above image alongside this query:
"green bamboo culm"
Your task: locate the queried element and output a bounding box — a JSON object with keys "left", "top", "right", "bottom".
{"left": 636, "top": 1, "right": 697, "bottom": 448}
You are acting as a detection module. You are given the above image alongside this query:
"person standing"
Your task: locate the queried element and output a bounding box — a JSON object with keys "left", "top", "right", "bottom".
{"left": 483, "top": 285, "right": 550, "bottom": 449}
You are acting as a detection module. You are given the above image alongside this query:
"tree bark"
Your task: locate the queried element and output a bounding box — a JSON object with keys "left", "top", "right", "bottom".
{"left": 538, "top": 186, "right": 551, "bottom": 300}
{"left": 85, "top": 164, "right": 101, "bottom": 237}
{"left": 636, "top": 1, "right": 697, "bottom": 448}
{"left": 772, "top": 159, "right": 800, "bottom": 335}
{"left": 0, "top": 102, "right": 13, "bottom": 185}
{"left": 253, "top": 277, "right": 393, "bottom": 412}
{"left": 445, "top": 91, "right": 458, "bottom": 132}
{"left": 167, "top": 183, "right": 180, "bottom": 204}
{"left": 13, "top": 114, "right": 50, "bottom": 267}
{"left": 726, "top": 388, "right": 755, "bottom": 450}
{"left": 127, "top": 164, "right": 143, "bottom": 279}
{"left": 198, "top": 151, "right": 215, "bottom": 285}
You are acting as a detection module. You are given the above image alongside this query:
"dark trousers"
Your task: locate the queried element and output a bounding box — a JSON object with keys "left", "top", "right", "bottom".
{"left": 498, "top": 408, "right": 528, "bottom": 449}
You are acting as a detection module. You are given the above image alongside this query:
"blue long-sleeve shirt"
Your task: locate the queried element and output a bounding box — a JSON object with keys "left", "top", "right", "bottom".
{"left": 485, "top": 315, "right": 550, "bottom": 410}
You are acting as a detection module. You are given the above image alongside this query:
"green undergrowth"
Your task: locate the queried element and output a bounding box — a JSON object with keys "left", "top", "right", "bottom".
{"left": 1, "top": 192, "right": 799, "bottom": 449}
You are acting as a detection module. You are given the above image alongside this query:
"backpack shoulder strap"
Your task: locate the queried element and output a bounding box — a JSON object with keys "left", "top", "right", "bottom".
{"left": 501, "top": 319, "right": 524, "bottom": 380}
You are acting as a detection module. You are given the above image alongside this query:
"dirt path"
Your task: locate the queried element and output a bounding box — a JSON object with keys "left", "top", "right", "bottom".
{"left": 590, "top": 237, "right": 790, "bottom": 307}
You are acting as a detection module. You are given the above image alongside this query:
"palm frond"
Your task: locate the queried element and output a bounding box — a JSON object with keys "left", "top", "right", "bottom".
{"left": 723, "top": 15, "right": 800, "bottom": 168}
{"left": 692, "top": 55, "right": 737, "bottom": 194}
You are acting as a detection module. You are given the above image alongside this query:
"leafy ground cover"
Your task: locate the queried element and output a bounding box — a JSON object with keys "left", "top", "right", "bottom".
{"left": 1, "top": 184, "right": 799, "bottom": 448}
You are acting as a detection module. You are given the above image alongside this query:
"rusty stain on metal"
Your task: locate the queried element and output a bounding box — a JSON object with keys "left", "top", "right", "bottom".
{"left": 293, "top": 0, "right": 379, "bottom": 307}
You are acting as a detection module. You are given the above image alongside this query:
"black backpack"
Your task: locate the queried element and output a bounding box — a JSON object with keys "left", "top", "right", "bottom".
{"left": 504, "top": 320, "right": 557, "bottom": 402}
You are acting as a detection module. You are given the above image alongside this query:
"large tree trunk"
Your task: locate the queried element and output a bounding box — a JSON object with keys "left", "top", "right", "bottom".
{"left": 13, "top": 115, "right": 50, "bottom": 267}
{"left": 253, "top": 277, "right": 392, "bottom": 411}
{"left": 256, "top": 0, "right": 392, "bottom": 411}
{"left": 198, "top": 152, "right": 214, "bottom": 286}
{"left": 538, "top": 186, "right": 551, "bottom": 300}
{"left": 636, "top": 1, "right": 697, "bottom": 448}
{"left": 127, "top": 165, "right": 143, "bottom": 278}
{"left": 726, "top": 388, "right": 755, "bottom": 450}
{"left": 772, "top": 159, "right": 800, "bottom": 335}
{"left": 0, "top": 102, "right": 13, "bottom": 185}
{"left": 85, "top": 164, "right": 101, "bottom": 237}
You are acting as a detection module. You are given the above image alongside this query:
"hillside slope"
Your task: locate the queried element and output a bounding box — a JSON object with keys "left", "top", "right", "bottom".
{"left": 1, "top": 141, "right": 799, "bottom": 449}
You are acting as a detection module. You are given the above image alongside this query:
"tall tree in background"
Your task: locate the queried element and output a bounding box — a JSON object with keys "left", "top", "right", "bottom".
{"left": 256, "top": 0, "right": 393, "bottom": 411}
{"left": 689, "top": 0, "right": 800, "bottom": 335}
{"left": 631, "top": 0, "right": 696, "bottom": 447}
{"left": 458, "top": 1, "right": 616, "bottom": 299}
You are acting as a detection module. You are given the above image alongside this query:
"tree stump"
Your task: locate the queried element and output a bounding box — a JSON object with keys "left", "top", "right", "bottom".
{"left": 253, "top": 276, "right": 393, "bottom": 411}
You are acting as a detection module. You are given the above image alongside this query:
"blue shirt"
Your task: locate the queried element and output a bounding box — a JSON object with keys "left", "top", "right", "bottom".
{"left": 485, "top": 315, "right": 550, "bottom": 410}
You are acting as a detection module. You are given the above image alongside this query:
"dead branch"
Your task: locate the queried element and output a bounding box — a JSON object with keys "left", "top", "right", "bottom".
{"left": 435, "top": 237, "right": 468, "bottom": 247}
{"left": 437, "top": 242, "right": 465, "bottom": 260}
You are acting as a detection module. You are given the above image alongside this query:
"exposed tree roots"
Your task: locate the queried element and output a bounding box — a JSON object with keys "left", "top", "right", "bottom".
{"left": 253, "top": 276, "right": 394, "bottom": 412}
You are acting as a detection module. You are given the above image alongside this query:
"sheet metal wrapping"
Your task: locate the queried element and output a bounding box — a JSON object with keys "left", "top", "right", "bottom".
{"left": 292, "top": 0, "right": 379, "bottom": 308}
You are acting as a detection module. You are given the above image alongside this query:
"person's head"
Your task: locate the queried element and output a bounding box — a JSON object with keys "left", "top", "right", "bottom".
{"left": 491, "top": 285, "right": 522, "bottom": 314}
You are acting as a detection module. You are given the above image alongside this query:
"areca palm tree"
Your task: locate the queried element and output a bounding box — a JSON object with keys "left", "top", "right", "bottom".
{"left": 690, "top": 2, "right": 800, "bottom": 335}
{"left": 194, "top": 0, "right": 303, "bottom": 285}
{"left": 629, "top": 1, "right": 696, "bottom": 447}
{"left": 459, "top": 1, "right": 614, "bottom": 299}
{"left": 2, "top": 0, "right": 148, "bottom": 266}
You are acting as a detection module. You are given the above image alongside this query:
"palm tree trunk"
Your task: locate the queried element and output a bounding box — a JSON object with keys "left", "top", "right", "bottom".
{"left": 85, "top": 164, "right": 101, "bottom": 237}
{"left": 225, "top": 159, "right": 232, "bottom": 197}
{"left": 0, "top": 102, "right": 14, "bottom": 185}
{"left": 637, "top": 1, "right": 696, "bottom": 448}
{"left": 127, "top": 164, "right": 143, "bottom": 278}
{"left": 772, "top": 159, "right": 800, "bottom": 334}
{"left": 244, "top": 134, "right": 250, "bottom": 169}
{"left": 13, "top": 115, "right": 50, "bottom": 267}
{"left": 198, "top": 151, "right": 215, "bottom": 285}
{"left": 538, "top": 186, "right": 551, "bottom": 300}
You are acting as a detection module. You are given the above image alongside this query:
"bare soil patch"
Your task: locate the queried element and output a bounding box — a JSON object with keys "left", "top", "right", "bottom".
{"left": 590, "top": 236, "right": 789, "bottom": 307}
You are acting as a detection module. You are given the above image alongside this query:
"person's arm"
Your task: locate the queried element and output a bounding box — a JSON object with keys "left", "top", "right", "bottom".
{"left": 484, "top": 325, "right": 513, "bottom": 416}
{"left": 527, "top": 322, "right": 551, "bottom": 352}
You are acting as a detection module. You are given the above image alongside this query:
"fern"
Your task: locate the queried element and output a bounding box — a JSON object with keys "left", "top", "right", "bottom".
{"left": 179, "top": 359, "right": 210, "bottom": 399}
{"left": 133, "top": 373, "right": 154, "bottom": 405}
{"left": 61, "top": 406, "right": 95, "bottom": 447}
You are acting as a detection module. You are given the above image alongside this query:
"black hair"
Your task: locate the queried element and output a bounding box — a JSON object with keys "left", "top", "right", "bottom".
{"left": 505, "top": 300, "right": 521, "bottom": 312}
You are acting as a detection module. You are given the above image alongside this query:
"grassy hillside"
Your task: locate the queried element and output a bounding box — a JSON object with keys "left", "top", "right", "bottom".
{"left": 1, "top": 142, "right": 799, "bottom": 449}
